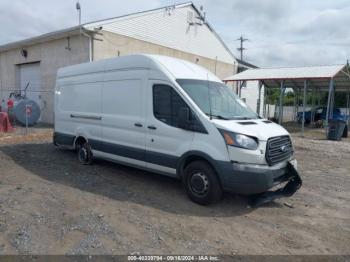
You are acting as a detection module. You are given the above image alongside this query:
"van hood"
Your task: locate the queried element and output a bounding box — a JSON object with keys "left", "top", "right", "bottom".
{"left": 212, "top": 119, "right": 289, "bottom": 141}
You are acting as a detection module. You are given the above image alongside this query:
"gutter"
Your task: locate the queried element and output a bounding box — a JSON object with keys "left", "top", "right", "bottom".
{"left": 80, "top": 27, "right": 103, "bottom": 62}
{"left": 81, "top": 28, "right": 93, "bottom": 62}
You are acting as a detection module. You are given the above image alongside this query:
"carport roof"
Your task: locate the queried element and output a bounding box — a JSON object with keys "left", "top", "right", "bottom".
{"left": 224, "top": 64, "right": 350, "bottom": 91}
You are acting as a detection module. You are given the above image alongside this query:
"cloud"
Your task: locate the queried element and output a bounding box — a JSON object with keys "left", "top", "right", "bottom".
{"left": 191, "top": 0, "right": 349, "bottom": 66}
{"left": 292, "top": 5, "right": 350, "bottom": 39}
{"left": 0, "top": 0, "right": 349, "bottom": 67}
{"left": 0, "top": 0, "right": 162, "bottom": 44}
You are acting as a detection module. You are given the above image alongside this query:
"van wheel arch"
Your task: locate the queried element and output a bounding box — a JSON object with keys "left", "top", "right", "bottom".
{"left": 74, "top": 136, "right": 88, "bottom": 150}
{"left": 177, "top": 152, "right": 223, "bottom": 185}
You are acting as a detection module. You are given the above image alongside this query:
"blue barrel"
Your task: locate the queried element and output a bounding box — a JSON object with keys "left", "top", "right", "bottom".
{"left": 13, "top": 99, "right": 41, "bottom": 126}
{"left": 327, "top": 120, "right": 346, "bottom": 141}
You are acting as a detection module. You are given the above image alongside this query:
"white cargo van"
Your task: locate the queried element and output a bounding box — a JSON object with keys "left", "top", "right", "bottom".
{"left": 54, "top": 54, "right": 301, "bottom": 205}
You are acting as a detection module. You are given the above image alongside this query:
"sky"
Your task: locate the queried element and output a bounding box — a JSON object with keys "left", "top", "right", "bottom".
{"left": 0, "top": 0, "right": 349, "bottom": 67}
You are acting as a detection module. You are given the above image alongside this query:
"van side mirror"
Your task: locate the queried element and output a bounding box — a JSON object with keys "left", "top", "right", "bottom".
{"left": 177, "top": 107, "right": 191, "bottom": 130}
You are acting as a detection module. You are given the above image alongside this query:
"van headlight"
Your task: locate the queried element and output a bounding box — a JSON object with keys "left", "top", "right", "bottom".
{"left": 218, "top": 129, "right": 258, "bottom": 150}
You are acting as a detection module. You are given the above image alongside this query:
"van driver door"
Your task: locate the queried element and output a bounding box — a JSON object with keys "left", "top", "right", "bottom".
{"left": 145, "top": 80, "right": 194, "bottom": 176}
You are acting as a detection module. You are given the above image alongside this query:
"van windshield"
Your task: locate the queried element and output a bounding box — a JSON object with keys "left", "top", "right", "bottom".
{"left": 177, "top": 79, "right": 258, "bottom": 120}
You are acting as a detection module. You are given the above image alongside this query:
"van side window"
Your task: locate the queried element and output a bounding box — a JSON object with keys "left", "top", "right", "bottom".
{"left": 153, "top": 84, "right": 189, "bottom": 127}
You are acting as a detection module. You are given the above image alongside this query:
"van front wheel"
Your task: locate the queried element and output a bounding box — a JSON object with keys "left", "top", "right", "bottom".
{"left": 183, "top": 161, "right": 222, "bottom": 205}
{"left": 77, "top": 142, "right": 93, "bottom": 165}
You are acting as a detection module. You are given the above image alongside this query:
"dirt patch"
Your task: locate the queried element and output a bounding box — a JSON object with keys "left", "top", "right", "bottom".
{"left": 0, "top": 129, "right": 349, "bottom": 255}
{"left": 0, "top": 126, "right": 53, "bottom": 146}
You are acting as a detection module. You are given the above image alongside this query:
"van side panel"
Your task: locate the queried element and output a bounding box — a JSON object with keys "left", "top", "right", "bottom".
{"left": 101, "top": 80, "right": 145, "bottom": 153}
{"left": 92, "top": 69, "right": 147, "bottom": 168}
{"left": 55, "top": 73, "right": 103, "bottom": 146}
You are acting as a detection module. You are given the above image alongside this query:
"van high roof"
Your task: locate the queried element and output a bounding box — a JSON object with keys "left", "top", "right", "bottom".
{"left": 57, "top": 54, "right": 221, "bottom": 82}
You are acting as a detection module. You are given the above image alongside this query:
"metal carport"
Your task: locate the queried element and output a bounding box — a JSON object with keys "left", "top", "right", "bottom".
{"left": 223, "top": 64, "right": 350, "bottom": 137}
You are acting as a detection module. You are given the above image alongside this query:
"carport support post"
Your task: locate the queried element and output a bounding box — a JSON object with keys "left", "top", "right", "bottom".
{"left": 239, "top": 81, "right": 244, "bottom": 98}
{"left": 295, "top": 88, "right": 299, "bottom": 122}
{"left": 257, "top": 81, "right": 262, "bottom": 116}
{"left": 301, "top": 80, "right": 307, "bottom": 137}
{"left": 346, "top": 89, "right": 350, "bottom": 127}
{"left": 325, "top": 78, "right": 334, "bottom": 135}
{"left": 278, "top": 80, "right": 284, "bottom": 125}
{"left": 293, "top": 88, "right": 297, "bottom": 121}
{"left": 263, "top": 82, "right": 267, "bottom": 118}
{"left": 330, "top": 85, "right": 335, "bottom": 120}
{"left": 311, "top": 87, "right": 315, "bottom": 123}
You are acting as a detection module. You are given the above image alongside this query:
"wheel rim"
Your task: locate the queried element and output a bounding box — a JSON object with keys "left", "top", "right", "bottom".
{"left": 78, "top": 147, "right": 88, "bottom": 163}
{"left": 190, "top": 172, "right": 209, "bottom": 195}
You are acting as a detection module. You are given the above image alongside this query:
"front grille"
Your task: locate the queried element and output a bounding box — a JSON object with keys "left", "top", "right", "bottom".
{"left": 266, "top": 135, "right": 293, "bottom": 166}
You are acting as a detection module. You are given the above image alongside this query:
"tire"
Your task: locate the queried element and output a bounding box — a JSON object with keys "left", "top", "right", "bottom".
{"left": 183, "top": 160, "right": 223, "bottom": 205}
{"left": 76, "top": 141, "right": 93, "bottom": 165}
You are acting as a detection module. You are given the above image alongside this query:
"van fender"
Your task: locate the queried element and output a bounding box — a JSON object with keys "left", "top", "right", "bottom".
{"left": 177, "top": 151, "right": 230, "bottom": 183}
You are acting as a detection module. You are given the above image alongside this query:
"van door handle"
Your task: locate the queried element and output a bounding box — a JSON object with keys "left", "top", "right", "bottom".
{"left": 134, "top": 123, "right": 143, "bottom": 127}
{"left": 70, "top": 114, "right": 102, "bottom": 120}
{"left": 147, "top": 125, "right": 157, "bottom": 130}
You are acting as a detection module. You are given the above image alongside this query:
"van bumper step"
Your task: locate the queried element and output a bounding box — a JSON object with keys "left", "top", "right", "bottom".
{"left": 250, "top": 162, "right": 302, "bottom": 207}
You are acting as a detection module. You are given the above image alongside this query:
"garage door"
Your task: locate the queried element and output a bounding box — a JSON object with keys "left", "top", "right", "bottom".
{"left": 19, "top": 62, "right": 41, "bottom": 107}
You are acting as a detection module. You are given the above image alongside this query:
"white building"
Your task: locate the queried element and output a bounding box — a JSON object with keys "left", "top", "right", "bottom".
{"left": 0, "top": 2, "right": 262, "bottom": 123}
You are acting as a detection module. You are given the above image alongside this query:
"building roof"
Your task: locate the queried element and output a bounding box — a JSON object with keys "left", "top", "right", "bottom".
{"left": 223, "top": 64, "right": 350, "bottom": 90}
{"left": 0, "top": 26, "right": 87, "bottom": 52}
{"left": 0, "top": 2, "right": 236, "bottom": 64}
{"left": 236, "top": 58, "right": 258, "bottom": 69}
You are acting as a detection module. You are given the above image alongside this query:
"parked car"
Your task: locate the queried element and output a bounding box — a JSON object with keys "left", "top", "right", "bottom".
{"left": 297, "top": 107, "right": 348, "bottom": 124}
{"left": 54, "top": 54, "right": 301, "bottom": 205}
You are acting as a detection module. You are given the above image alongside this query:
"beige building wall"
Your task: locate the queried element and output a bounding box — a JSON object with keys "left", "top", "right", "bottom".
{"left": 93, "top": 30, "right": 235, "bottom": 80}
{"left": 0, "top": 35, "right": 89, "bottom": 123}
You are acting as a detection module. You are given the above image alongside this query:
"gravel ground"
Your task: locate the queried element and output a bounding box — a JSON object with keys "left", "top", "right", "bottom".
{"left": 0, "top": 128, "right": 349, "bottom": 255}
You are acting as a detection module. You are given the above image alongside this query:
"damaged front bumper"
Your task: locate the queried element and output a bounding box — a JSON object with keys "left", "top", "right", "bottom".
{"left": 219, "top": 159, "right": 302, "bottom": 206}
{"left": 251, "top": 162, "right": 302, "bottom": 207}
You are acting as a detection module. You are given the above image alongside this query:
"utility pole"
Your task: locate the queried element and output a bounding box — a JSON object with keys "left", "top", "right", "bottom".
{"left": 76, "top": 2, "right": 81, "bottom": 34}
{"left": 237, "top": 35, "right": 248, "bottom": 60}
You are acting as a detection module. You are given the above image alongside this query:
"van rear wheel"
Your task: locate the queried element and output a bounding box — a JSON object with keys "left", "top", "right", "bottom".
{"left": 77, "top": 141, "right": 93, "bottom": 165}
{"left": 183, "top": 161, "right": 222, "bottom": 205}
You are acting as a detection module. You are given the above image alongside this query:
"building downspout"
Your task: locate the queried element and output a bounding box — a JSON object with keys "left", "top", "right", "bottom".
{"left": 81, "top": 29, "right": 93, "bottom": 62}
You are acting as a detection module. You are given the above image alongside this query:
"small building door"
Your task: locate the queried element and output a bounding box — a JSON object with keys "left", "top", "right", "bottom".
{"left": 18, "top": 62, "right": 41, "bottom": 107}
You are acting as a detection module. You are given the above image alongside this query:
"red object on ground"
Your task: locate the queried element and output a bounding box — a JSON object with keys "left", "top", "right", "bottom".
{"left": 0, "top": 112, "right": 15, "bottom": 132}
{"left": 7, "top": 99, "right": 14, "bottom": 109}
